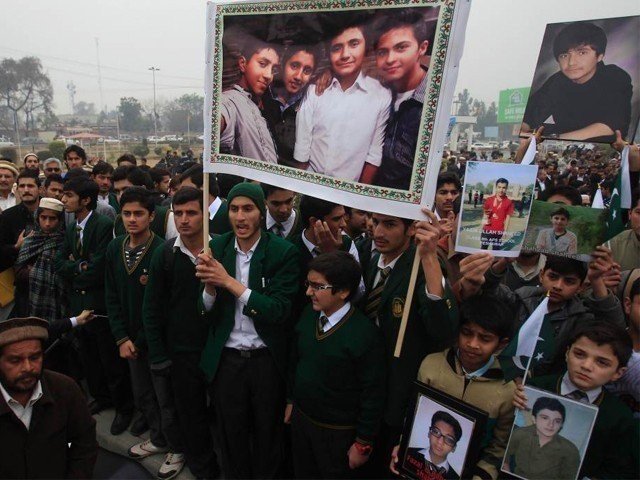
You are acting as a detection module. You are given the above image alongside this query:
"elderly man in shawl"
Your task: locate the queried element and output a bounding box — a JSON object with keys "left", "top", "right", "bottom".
{"left": 14, "top": 198, "right": 68, "bottom": 320}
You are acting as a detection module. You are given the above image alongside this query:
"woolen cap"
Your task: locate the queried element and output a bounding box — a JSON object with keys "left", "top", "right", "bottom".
{"left": 0, "top": 317, "right": 49, "bottom": 348}
{"left": 39, "top": 197, "right": 64, "bottom": 212}
{"left": 0, "top": 160, "right": 19, "bottom": 176}
{"left": 226, "top": 182, "right": 266, "bottom": 217}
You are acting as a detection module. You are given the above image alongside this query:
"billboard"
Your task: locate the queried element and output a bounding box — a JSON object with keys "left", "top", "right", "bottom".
{"left": 498, "top": 87, "right": 531, "bottom": 124}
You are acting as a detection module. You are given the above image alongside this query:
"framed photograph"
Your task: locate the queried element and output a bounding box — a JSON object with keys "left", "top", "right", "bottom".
{"left": 521, "top": 200, "right": 607, "bottom": 262}
{"left": 203, "top": 0, "right": 472, "bottom": 219}
{"left": 502, "top": 386, "right": 598, "bottom": 480}
{"left": 454, "top": 161, "right": 538, "bottom": 257}
{"left": 399, "top": 381, "right": 488, "bottom": 480}
{"left": 520, "top": 15, "right": 640, "bottom": 143}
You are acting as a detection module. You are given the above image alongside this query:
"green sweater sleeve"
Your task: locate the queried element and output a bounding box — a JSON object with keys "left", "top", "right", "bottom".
{"left": 142, "top": 246, "right": 170, "bottom": 364}
{"left": 105, "top": 239, "right": 128, "bottom": 345}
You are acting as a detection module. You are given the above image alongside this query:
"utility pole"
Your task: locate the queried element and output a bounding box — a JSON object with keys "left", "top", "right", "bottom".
{"left": 149, "top": 66, "right": 160, "bottom": 147}
{"left": 66, "top": 81, "right": 76, "bottom": 114}
{"left": 95, "top": 38, "right": 105, "bottom": 113}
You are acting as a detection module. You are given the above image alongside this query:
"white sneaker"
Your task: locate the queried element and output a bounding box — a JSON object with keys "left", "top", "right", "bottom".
{"left": 157, "top": 452, "right": 185, "bottom": 480}
{"left": 128, "top": 439, "right": 168, "bottom": 459}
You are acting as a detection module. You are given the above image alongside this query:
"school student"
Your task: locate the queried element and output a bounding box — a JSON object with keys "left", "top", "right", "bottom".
{"left": 219, "top": 34, "right": 279, "bottom": 163}
{"left": 143, "top": 187, "right": 217, "bottom": 478}
{"left": 514, "top": 322, "right": 639, "bottom": 479}
{"left": 105, "top": 187, "right": 184, "bottom": 478}
{"left": 287, "top": 251, "right": 385, "bottom": 478}
{"left": 196, "top": 183, "right": 300, "bottom": 478}
{"left": 391, "top": 295, "right": 516, "bottom": 479}
{"left": 54, "top": 177, "right": 134, "bottom": 434}
{"left": 261, "top": 184, "right": 302, "bottom": 240}
{"left": 363, "top": 209, "right": 458, "bottom": 475}
{"left": 470, "top": 251, "right": 625, "bottom": 376}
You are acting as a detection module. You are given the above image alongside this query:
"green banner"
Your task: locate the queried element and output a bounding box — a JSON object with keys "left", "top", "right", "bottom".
{"left": 498, "top": 87, "right": 530, "bottom": 124}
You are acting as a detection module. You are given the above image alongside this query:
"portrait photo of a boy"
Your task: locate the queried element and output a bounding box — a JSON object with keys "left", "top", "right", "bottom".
{"left": 534, "top": 207, "right": 578, "bottom": 255}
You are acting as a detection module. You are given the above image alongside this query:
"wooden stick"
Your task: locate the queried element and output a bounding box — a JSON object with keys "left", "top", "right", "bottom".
{"left": 393, "top": 248, "right": 421, "bottom": 358}
{"left": 202, "top": 173, "right": 211, "bottom": 255}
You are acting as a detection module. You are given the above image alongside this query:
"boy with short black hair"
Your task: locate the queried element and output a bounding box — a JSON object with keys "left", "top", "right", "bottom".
{"left": 534, "top": 207, "right": 578, "bottom": 255}
{"left": 105, "top": 187, "right": 184, "bottom": 478}
{"left": 220, "top": 33, "right": 279, "bottom": 163}
{"left": 471, "top": 250, "right": 625, "bottom": 377}
{"left": 514, "top": 322, "right": 638, "bottom": 479}
{"left": 392, "top": 295, "right": 516, "bottom": 479}
{"left": 287, "top": 251, "right": 385, "bottom": 478}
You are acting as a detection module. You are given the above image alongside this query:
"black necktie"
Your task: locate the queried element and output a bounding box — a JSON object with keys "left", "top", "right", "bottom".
{"left": 565, "top": 389, "right": 589, "bottom": 404}
{"left": 318, "top": 315, "right": 328, "bottom": 331}
{"left": 272, "top": 223, "right": 285, "bottom": 237}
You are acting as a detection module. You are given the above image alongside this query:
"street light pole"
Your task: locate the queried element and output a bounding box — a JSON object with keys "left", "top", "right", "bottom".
{"left": 148, "top": 66, "right": 160, "bottom": 147}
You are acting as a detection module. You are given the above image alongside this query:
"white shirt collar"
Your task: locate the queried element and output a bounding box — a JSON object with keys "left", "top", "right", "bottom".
{"left": 320, "top": 301, "right": 351, "bottom": 332}
{"left": 209, "top": 196, "right": 222, "bottom": 220}
{"left": 77, "top": 210, "right": 93, "bottom": 230}
{"left": 417, "top": 448, "right": 451, "bottom": 471}
{"left": 173, "top": 235, "right": 211, "bottom": 264}
{"left": 329, "top": 71, "right": 368, "bottom": 93}
{"left": 560, "top": 371, "right": 602, "bottom": 403}
{"left": 266, "top": 209, "right": 296, "bottom": 232}
{"left": 0, "top": 379, "right": 43, "bottom": 412}
{"left": 234, "top": 236, "right": 261, "bottom": 257}
{"left": 301, "top": 229, "right": 318, "bottom": 255}
{"left": 377, "top": 252, "right": 402, "bottom": 271}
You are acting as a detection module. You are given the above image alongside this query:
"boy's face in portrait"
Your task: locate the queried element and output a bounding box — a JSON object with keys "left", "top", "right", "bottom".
{"left": 565, "top": 336, "right": 626, "bottom": 391}
{"left": 239, "top": 47, "right": 280, "bottom": 97}
{"left": 375, "top": 26, "right": 428, "bottom": 86}
{"left": 495, "top": 182, "right": 508, "bottom": 198}
{"left": 557, "top": 44, "right": 604, "bottom": 85}
{"left": 551, "top": 214, "right": 568, "bottom": 233}
{"left": 533, "top": 408, "right": 563, "bottom": 440}
{"left": 429, "top": 420, "right": 457, "bottom": 459}
{"left": 539, "top": 268, "right": 583, "bottom": 305}
{"left": 329, "top": 27, "right": 366, "bottom": 79}
{"left": 283, "top": 50, "right": 315, "bottom": 95}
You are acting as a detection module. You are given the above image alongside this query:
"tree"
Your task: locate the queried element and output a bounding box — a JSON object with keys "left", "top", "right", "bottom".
{"left": 119, "top": 97, "right": 145, "bottom": 132}
{"left": 74, "top": 101, "right": 96, "bottom": 116}
{"left": 48, "top": 141, "right": 66, "bottom": 160}
{"left": 455, "top": 89, "right": 473, "bottom": 116}
{"left": 163, "top": 93, "right": 204, "bottom": 134}
{"left": 0, "top": 57, "right": 53, "bottom": 136}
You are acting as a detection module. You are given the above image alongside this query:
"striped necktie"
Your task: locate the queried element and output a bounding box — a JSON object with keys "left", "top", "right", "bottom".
{"left": 565, "top": 389, "right": 589, "bottom": 404}
{"left": 75, "top": 226, "right": 83, "bottom": 255}
{"left": 364, "top": 266, "right": 391, "bottom": 320}
{"left": 272, "top": 223, "right": 285, "bottom": 237}
{"left": 318, "top": 315, "right": 328, "bottom": 332}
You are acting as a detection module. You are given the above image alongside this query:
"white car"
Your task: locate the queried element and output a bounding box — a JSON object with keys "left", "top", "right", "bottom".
{"left": 161, "top": 135, "right": 183, "bottom": 142}
{"left": 147, "top": 136, "right": 162, "bottom": 143}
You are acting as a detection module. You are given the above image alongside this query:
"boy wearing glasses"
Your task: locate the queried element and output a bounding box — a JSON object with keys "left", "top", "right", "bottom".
{"left": 405, "top": 411, "right": 462, "bottom": 479}
{"left": 286, "top": 251, "right": 385, "bottom": 478}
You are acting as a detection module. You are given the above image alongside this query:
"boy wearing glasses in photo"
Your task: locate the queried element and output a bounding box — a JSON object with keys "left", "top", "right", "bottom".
{"left": 405, "top": 411, "right": 462, "bottom": 479}
{"left": 286, "top": 251, "right": 385, "bottom": 478}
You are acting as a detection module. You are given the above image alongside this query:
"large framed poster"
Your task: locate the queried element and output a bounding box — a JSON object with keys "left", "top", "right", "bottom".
{"left": 204, "top": 0, "right": 471, "bottom": 218}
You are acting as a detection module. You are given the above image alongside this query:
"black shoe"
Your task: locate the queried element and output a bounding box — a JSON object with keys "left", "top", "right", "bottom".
{"left": 110, "top": 411, "right": 133, "bottom": 435}
{"left": 129, "top": 412, "right": 149, "bottom": 436}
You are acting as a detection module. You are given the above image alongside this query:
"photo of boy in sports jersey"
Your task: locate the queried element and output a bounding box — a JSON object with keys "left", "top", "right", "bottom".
{"left": 521, "top": 16, "right": 639, "bottom": 143}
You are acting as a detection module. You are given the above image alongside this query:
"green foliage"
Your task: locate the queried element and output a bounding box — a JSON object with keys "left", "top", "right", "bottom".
{"left": 168, "top": 141, "right": 180, "bottom": 150}
{"left": 153, "top": 146, "right": 163, "bottom": 156}
{"left": 132, "top": 144, "right": 150, "bottom": 157}
{"left": 119, "top": 97, "right": 145, "bottom": 132}
{"left": 36, "top": 150, "right": 52, "bottom": 160}
{"left": 0, "top": 147, "right": 17, "bottom": 162}
{"left": 48, "top": 141, "right": 66, "bottom": 160}
{"left": 163, "top": 93, "right": 204, "bottom": 133}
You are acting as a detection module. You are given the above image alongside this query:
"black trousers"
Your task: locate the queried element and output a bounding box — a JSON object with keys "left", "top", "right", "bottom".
{"left": 291, "top": 407, "right": 355, "bottom": 479}
{"left": 77, "top": 316, "right": 133, "bottom": 413}
{"left": 211, "top": 348, "right": 285, "bottom": 479}
{"left": 170, "top": 352, "right": 216, "bottom": 478}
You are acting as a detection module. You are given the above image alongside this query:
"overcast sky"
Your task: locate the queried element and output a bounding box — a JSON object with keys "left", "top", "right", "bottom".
{"left": 2, "top": 0, "right": 637, "bottom": 115}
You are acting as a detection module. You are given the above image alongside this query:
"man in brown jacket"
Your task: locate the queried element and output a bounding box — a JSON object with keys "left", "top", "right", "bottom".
{"left": 0, "top": 316, "right": 97, "bottom": 478}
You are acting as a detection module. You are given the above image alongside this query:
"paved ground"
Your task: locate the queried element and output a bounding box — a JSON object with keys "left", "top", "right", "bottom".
{"left": 95, "top": 408, "right": 195, "bottom": 480}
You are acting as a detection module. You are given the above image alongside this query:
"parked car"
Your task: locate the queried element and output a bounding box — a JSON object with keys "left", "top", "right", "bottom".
{"left": 97, "top": 137, "right": 120, "bottom": 144}
{"left": 21, "top": 136, "right": 46, "bottom": 145}
{"left": 118, "top": 134, "right": 134, "bottom": 142}
{"left": 147, "top": 136, "right": 162, "bottom": 143}
{"left": 161, "top": 135, "right": 184, "bottom": 142}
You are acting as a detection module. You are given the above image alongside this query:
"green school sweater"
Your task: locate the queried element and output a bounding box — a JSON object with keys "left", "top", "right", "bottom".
{"left": 291, "top": 304, "right": 386, "bottom": 444}
{"left": 531, "top": 373, "right": 639, "bottom": 479}
{"left": 105, "top": 233, "right": 165, "bottom": 349}
{"left": 143, "top": 240, "right": 209, "bottom": 364}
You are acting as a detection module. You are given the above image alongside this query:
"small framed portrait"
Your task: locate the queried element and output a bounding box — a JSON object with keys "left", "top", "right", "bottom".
{"left": 399, "top": 382, "right": 488, "bottom": 480}
{"left": 455, "top": 161, "right": 538, "bottom": 257}
{"left": 520, "top": 15, "right": 640, "bottom": 143}
{"left": 502, "top": 386, "right": 598, "bottom": 480}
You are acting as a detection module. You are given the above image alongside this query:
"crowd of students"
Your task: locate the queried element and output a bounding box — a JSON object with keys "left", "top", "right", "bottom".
{"left": 0, "top": 139, "right": 638, "bottom": 480}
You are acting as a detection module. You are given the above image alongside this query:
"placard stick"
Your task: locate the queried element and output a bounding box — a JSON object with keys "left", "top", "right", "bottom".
{"left": 393, "top": 248, "right": 421, "bottom": 358}
{"left": 202, "top": 173, "right": 211, "bottom": 255}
